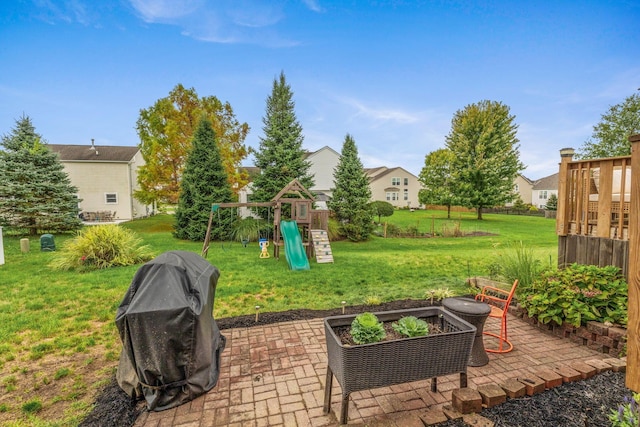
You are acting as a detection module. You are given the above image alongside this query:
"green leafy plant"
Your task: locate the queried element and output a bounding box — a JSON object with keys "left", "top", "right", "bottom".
{"left": 364, "top": 295, "right": 382, "bottom": 306}
{"left": 426, "top": 288, "right": 455, "bottom": 304}
{"left": 519, "top": 264, "right": 628, "bottom": 327}
{"left": 350, "top": 312, "right": 386, "bottom": 344}
{"left": 496, "top": 241, "right": 550, "bottom": 295}
{"left": 610, "top": 393, "right": 640, "bottom": 427}
{"left": 230, "top": 217, "right": 270, "bottom": 243}
{"left": 392, "top": 316, "right": 429, "bottom": 337}
{"left": 49, "top": 224, "right": 155, "bottom": 271}
{"left": 22, "top": 399, "right": 42, "bottom": 414}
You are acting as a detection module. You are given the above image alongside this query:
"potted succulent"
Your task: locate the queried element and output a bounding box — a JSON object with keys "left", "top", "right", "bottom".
{"left": 322, "top": 307, "right": 476, "bottom": 424}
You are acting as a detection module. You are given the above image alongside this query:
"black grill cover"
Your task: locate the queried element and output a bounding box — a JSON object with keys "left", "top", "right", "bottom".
{"left": 115, "top": 251, "right": 226, "bottom": 411}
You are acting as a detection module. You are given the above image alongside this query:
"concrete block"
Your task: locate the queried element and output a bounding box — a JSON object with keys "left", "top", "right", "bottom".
{"left": 602, "top": 358, "right": 627, "bottom": 373}
{"left": 476, "top": 383, "right": 507, "bottom": 408}
{"left": 534, "top": 369, "right": 563, "bottom": 389}
{"left": 583, "top": 359, "right": 613, "bottom": 374}
{"left": 451, "top": 388, "right": 482, "bottom": 414}
{"left": 517, "top": 375, "right": 546, "bottom": 396}
{"left": 570, "top": 361, "right": 597, "bottom": 379}
{"left": 420, "top": 409, "right": 449, "bottom": 425}
{"left": 500, "top": 378, "right": 526, "bottom": 398}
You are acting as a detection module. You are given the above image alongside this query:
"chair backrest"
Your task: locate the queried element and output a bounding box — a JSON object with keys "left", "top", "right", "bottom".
{"left": 502, "top": 279, "right": 519, "bottom": 311}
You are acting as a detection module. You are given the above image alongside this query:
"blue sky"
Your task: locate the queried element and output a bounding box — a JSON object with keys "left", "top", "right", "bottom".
{"left": 1, "top": 1, "right": 639, "bottom": 180}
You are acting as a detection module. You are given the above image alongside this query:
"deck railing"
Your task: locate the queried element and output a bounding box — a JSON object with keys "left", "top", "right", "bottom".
{"left": 557, "top": 149, "right": 631, "bottom": 240}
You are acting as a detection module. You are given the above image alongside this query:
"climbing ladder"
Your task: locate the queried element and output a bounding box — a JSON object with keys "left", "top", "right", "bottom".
{"left": 310, "top": 229, "right": 333, "bottom": 263}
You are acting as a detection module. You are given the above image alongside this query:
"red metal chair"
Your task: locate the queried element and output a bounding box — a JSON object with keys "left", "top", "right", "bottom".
{"left": 474, "top": 279, "right": 519, "bottom": 353}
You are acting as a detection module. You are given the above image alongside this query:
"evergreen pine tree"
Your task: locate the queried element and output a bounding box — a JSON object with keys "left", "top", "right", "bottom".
{"left": 328, "top": 134, "right": 373, "bottom": 241}
{"left": 0, "top": 116, "right": 82, "bottom": 235}
{"left": 174, "top": 117, "right": 234, "bottom": 241}
{"left": 251, "top": 72, "right": 314, "bottom": 218}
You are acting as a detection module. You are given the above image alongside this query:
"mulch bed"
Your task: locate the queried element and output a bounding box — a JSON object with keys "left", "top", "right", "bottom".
{"left": 80, "top": 299, "right": 634, "bottom": 427}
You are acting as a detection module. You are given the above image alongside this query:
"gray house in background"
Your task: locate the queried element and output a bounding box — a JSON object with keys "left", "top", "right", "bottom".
{"left": 531, "top": 173, "right": 559, "bottom": 209}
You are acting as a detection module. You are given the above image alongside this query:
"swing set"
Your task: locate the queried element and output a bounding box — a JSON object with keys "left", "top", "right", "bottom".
{"left": 201, "top": 179, "right": 329, "bottom": 261}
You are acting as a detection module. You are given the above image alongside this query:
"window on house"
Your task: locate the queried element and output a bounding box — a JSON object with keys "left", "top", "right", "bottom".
{"left": 404, "top": 189, "right": 409, "bottom": 200}
{"left": 404, "top": 178, "right": 409, "bottom": 186}
{"left": 391, "top": 177, "right": 401, "bottom": 186}
{"left": 514, "top": 184, "right": 519, "bottom": 192}
{"left": 539, "top": 190, "right": 548, "bottom": 200}
{"left": 386, "top": 192, "right": 399, "bottom": 201}
{"left": 105, "top": 193, "right": 118, "bottom": 204}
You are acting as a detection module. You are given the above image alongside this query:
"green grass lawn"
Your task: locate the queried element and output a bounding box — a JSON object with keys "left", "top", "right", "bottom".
{"left": 0, "top": 209, "right": 557, "bottom": 425}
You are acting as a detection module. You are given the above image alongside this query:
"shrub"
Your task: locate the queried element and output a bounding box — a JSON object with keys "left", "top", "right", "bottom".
{"left": 519, "top": 264, "right": 628, "bottom": 327}
{"left": 392, "top": 316, "right": 429, "bottom": 337}
{"left": 49, "top": 225, "right": 155, "bottom": 271}
{"left": 350, "top": 312, "right": 386, "bottom": 344}
{"left": 610, "top": 393, "right": 640, "bottom": 427}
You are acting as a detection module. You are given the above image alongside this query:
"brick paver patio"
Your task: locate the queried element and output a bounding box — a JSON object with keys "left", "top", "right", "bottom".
{"left": 134, "top": 313, "right": 614, "bottom": 427}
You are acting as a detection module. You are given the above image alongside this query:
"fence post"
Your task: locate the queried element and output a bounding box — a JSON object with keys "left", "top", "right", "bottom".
{"left": 626, "top": 134, "right": 640, "bottom": 393}
{"left": 556, "top": 148, "right": 574, "bottom": 237}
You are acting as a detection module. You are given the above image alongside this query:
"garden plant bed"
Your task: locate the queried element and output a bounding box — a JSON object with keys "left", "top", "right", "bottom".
{"left": 80, "top": 299, "right": 635, "bottom": 427}
{"left": 323, "top": 307, "right": 476, "bottom": 424}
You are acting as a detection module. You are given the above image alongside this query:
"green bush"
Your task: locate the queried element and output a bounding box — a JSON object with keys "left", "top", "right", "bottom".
{"left": 519, "top": 264, "right": 628, "bottom": 327}
{"left": 610, "top": 392, "right": 640, "bottom": 427}
{"left": 49, "top": 225, "right": 155, "bottom": 271}
{"left": 350, "top": 312, "right": 386, "bottom": 344}
{"left": 230, "top": 217, "right": 270, "bottom": 243}
{"left": 392, "top": 316, "right": 429, "bottom": 337}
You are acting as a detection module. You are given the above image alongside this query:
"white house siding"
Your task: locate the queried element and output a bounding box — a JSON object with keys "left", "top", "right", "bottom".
{"left": 62, "top": 161, "right": 135, "bottom": 220}
{"left": 306, "top": 146, "right": 340, "bottom": 198}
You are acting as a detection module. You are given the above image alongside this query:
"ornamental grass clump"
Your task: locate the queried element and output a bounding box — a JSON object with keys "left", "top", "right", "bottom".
{"left": 49, "top": 224, "right": 155, "bottom": 271}
{"left": 350, "top": 312, "right": 386, "bottom": 344}
{"left": 392, "top": 316, "right": 429, "bottom": 338}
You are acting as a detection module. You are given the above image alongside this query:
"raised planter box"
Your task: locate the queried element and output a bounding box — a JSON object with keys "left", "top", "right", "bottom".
{"left": 322, "top": 307, "right": 476, "bottom": 424}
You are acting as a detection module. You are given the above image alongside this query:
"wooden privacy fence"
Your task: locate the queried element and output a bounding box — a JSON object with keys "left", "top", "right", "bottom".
{"left": 556, "top": 134, "right": 640, "bottom": 393}
{"left": 556, "top": 148, "right": 631, "bottom": 273}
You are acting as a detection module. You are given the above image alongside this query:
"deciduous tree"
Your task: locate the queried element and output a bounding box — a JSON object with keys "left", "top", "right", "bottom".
{"left": 251, "top": 72, "right": 313, "bottom": 217}
{"left": 174, "top": 117, "right": 234, "bottom": 241}
{"left": 0, "top": 116, "right": 82, "bottom": 235}
{"left": 578, "top": 92, "right": 640, "bottom": 159}
{"left": 446, "top": 100, "right": 523, "bottom": 220}
{"left": 136, "top": 84, "right": 249, "bottom": 205}
{"left": 418, "top": 148, "right": 458, "bottom": 219}
{"left": 369, "top": 200, "right": 394, "bottom": 223}
{"left": 329, "top": 134, "right": 373, "bottom": 241}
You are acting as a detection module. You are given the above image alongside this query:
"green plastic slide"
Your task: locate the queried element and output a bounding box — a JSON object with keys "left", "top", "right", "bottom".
{"left": 280, "top": 220, "right": 310, "bottom": 271}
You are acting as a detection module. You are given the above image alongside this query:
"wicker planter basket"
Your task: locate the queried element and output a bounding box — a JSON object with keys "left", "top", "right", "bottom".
{"left": 322, "top": 307, "right": 476, "bottom": 424}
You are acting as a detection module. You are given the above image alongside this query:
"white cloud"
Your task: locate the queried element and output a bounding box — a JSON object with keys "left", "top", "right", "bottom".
{"left": 129, "top": 0, "right": 203, "bottom": 22}
{"left": 302, "top": 0, "right": 324, "bottom": 13}
{"left": 127, "top": 0, "right": 299, "bottom": 46}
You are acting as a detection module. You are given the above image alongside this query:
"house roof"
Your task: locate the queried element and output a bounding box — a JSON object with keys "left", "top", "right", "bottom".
{"left": 48, "top": 144, "right": 140, "bottom": 162}
{"left": 365, "top": 166, "right": 418, "bottom": 182}
{"left": 518, "top": 174, "right": 534, "bottom": 185}
{"left": 532, "top": 172, "right": 559, "bottom": 190}
{"left": 303, "top": 145, "right": 340, "bottom": 159}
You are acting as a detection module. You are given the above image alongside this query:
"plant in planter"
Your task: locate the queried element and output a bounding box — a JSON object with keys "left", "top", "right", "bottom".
{"left": 350, "top": 312, "right": 386, "bottom": 344}
{"left": 392, "top": 316, "right": 429, "bottom": 337}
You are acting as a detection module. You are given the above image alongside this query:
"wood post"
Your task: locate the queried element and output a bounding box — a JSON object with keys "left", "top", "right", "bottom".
{"left": 556, "top": 148, "right": 574, "bottom": 237}
{"left": 627, "top": 134, "right": 640, "bottom": 392}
